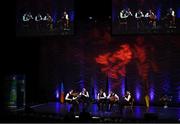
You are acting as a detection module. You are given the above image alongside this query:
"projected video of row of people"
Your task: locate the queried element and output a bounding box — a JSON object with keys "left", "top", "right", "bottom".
{"left": 115, "top": 8, "right": 176, "bottom": 32}
{"left": 65, "top": 88, "right": 134, "bottom": 112}
{"left": 17, "top": 10, "right": 72, "bottom": 33}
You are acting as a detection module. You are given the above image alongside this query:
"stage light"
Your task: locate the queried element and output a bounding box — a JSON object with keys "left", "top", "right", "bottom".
{"left": 150, "top": 87, "right": 154, "bottom": 101}
{"left": 177, "top": 8, "right": 180, "bottom": 18}
{"left": 108, "top": 77, "right": 112, "bottom": 94}
{"left": 120, "top": 77, "right": 125, "bottom": 97}
{"left": 60, "top": 82, "right": 64, "bottom": 103}
{"left": 94, "top": 78, "right": 98, "bottom": 100}
{"left": 69, "top": 10, "right": 75, "bottom": 21}
{"left": 136, "top": 86, "right": 141, "bottom": 101}
{"left": 56, "top": 90, "right": 59, "bottom": 99}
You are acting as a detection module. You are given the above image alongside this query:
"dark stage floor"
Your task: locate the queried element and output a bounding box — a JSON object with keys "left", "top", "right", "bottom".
{"left": 8, "top": 102, "right": 177, "bottom": 122}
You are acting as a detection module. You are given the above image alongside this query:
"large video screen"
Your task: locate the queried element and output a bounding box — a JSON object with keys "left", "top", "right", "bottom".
{"left": 112, "top": 0, "right": 180, "bottom": 34}
{"left": 16, "top": 0, "right": 74, "bottom": 36}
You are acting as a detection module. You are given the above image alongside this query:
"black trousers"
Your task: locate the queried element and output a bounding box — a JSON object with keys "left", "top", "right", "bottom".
{"left": 97, "top": 99, "right": 107, "bottom": 111}
{"left": 66, "top": 100, "right": 79, "bottom": 112}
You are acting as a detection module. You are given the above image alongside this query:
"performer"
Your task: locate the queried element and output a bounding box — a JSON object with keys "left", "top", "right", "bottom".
{"left": 123, "top": 91, "right": 132, "bottom": 105}
{"left": 35, "top": 13, "right": 43, "bottom": 30}
{"left": 97, "top": 89, "right": 106, "bottom": 111}
{"left": 145, "top": 9, "right": 157, "bottom": 29}
{"left": 65, "top": 89, "right": 79, "bottom": 111}
{"left": 22, "top": 12, "right": 33, "bottom": 30}
{"left": 120, "top": 9, "right": 129, "bottom": 19}
{"left": 79, "top": 88, "right": 89, "bottom": 109}
{"left": 167, "top": 8, "right": 176, "bottom": 28}
{"left": 43, "top": 13, "right": 53, "bottom": 31}
{"left": 107, "top": 91, "right": 119, "bottom": 111}
{"left": 35, "top": 13, "right": 43, "bottom": 22}
{"left": 119, "top": 9, "right": 129, "bottom": 31}
{"left": 61, "top": 10, "right": 69, "bottom": 30}
{"left": 79, "top": 88, "right": 89, "bottom": 101}
{"left": 135, "top": 9, "right": 144, "bottom": 30}
{"left": 126, "top": 8, "right": 133, "bottom": 17}
{"left": 23, "top": 12, "right": 33, "bottom": 22}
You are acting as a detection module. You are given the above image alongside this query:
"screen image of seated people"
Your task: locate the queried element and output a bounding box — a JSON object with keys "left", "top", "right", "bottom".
{"left": 16, "top": 0, "right": 74, "bottom": 36}
{"left": 112, "top": 0, "right": 180, "bottom": 34}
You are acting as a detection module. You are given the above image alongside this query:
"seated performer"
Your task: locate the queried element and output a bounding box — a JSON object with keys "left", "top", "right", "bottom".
{"left": 35, "top": 13, "right": 43, "bottom": 30}
{"left": 107, "top": 91, "right": 119, "bottom": 111}
{"left": 22, "top": 12, "right": 33, "bottom": 29}
{"left": 145, "top": 9, "right": 157, "bottom": 29}
{"left": 97, "top": 89, "right": 106, "bottom": 111}
{"left": 126, "top": 8, "right": 133, "bottom": 17}
{"left": 65, "top": 89, "right": 79, "bottom": 111}
{"left": 120, "top": 9, "right": 129, "bottom": 19}
{"left": 135, "top": 9, "right": 144, "bottom": 30}
{"left": 79, "top": 88, "right": 89, "bottom": 108}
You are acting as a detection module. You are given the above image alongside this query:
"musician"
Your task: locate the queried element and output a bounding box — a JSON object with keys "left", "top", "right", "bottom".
{"left": 119, "top": 9, "right": 129, "bottom": 31}
{"left": 22, "top": 12, "right": 33, "bottom": 29}
{"left": 135, "top": 9, "right": 144, "bottom": 30}
{"left": 35, "top": 13, "right": 43, "bottom": 22}
{"left": 79, "top": 88, "right": 89, "bottom": 109}
{"left": 43, "top": 13, "right": 53, "bottom": 30}
{"left": 23, "top": 12, "right": 33, "bottom": 22}
{"left": 35, "top": 13, "right": 43, "bottom": 30}
{"left": 65, "top": 89, "right": 79, "bottom": 111}
{"left": 145, "top": 9, "right": 157, "bottom": 29}
{"left": 61, "top": 10, "right": 69, "bottom": 30}
{"left": 107, "top": 91, "right": 119, "bottom": 111}
{"left": 79, "top": 88, "right": 89, "bottom": 101}
{"left": 120, "top": 9, "right": 129, "bottom": 19}
{"left": 97, "top": 89, "right": 106, "bottom": 111}
{"left": 168, "top": 8, "right": 176, "bottom": 28}
{"left": 126, "top": 8, "right": 133, "bottom": 17}
{"left": 123, "top": 91, "right": 132, "bottom": 105}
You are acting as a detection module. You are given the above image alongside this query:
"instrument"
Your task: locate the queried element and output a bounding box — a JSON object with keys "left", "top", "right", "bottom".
{"left": 149, "top": 14, "right": 156, "bottom": 20}
{"left": 109, "top": 96, "right": 118, "bottom": 102}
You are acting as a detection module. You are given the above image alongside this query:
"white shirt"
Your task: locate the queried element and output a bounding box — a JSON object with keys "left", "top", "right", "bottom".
{"left": 135, "top": 12, "right": 144, "bottom": 18}
{"left": 120, "top": 11, "right": 128, "bottom": 19}
{"left": 124, "top": 94, "right": 131, "bottom": 102}
{"left": 127, "top": 11, "right": 133, "bottom": 16}
{"left": 107, "top": 93, "right": 119, "bottom": 100}
{"left": 97, "top": 92, "right": 106, "bottom": 100}
{"left": 65, "top": 14, "right": 69, "bottom": 20}
{"left": 79, "top": 91, "right": 89, "bottom": 97}
{"left": 145, "top": 12, "right": 155, "bottom": 18}
{"left": 171, "top": 11, "right": 175, "bottom": 17}
{"left": 23, "top": 14, "right": 29, "bottom": 22}
{"left": 35, "top": 15, "right": 43, "bottom": 21}
{"left": 43, "top": 16, "right": 48, "bottom": 21}
{"left": 65, "top": 93, "right": 72, "bottom": 101}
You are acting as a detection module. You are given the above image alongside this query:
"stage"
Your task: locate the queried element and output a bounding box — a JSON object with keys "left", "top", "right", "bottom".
{"left": 7, "top": 102, "right": 180, "bottom": 122}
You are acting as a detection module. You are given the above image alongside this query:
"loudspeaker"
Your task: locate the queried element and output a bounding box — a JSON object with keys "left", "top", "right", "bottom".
{"left": 17, "top": 75, "right": 26, "bottom": 108}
